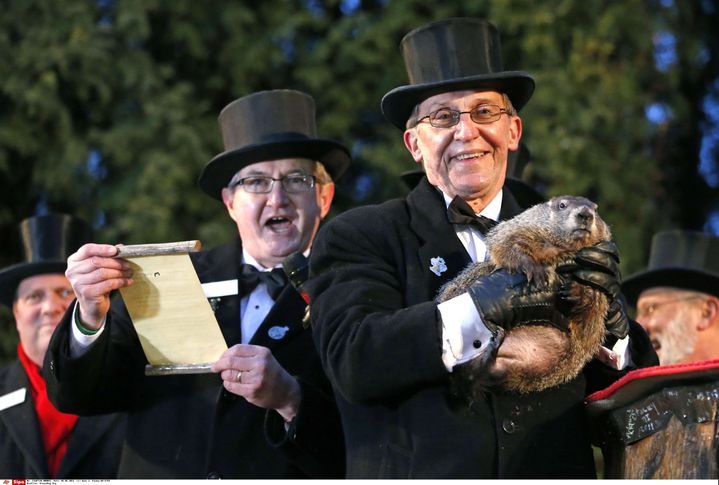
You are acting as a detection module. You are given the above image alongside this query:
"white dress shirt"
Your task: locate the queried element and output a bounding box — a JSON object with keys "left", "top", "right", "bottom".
{"left": 238, "top": 251, "right": 279, "bottom": 344}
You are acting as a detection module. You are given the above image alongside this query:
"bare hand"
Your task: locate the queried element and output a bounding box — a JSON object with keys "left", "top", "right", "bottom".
{"left": 211, "top": 344, "right": 301, "bottom": 422}
{"left": 65, "top": 243, "right": 133, "bottom": 329}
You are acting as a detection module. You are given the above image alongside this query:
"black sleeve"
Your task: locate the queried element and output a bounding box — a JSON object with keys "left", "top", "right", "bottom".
{"left": 305, "top": 211, "right": 448, "bottom": 406}
{"left": 44, "top": 298, "right": 147, "bottom": 415}
{"left": 264, "top": 377, "right": 345, "bottom": 478}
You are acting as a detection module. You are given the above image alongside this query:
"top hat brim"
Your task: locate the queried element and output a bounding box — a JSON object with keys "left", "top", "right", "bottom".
{"left": 621, "top": 268, "right": 719, "bottom": 306}
{"left": 381, "top": 72, "right": 535, "bottom": 130}
{"left": 198, "top": 138, "right": 352, "bottom": 200}
{"left": 0, "top": 261, "right": 67, "bottom": 307}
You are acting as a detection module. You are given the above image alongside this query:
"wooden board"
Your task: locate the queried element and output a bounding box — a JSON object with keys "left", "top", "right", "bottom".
{"left": 117, "top": 243, "right": 227, "bottom": 368}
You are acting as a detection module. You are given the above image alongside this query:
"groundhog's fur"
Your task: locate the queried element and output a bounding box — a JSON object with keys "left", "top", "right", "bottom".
{"left": 437, "top": 195, "right": 612, "bottom": 395}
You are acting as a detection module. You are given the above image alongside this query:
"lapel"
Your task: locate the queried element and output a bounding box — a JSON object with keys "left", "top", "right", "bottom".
{"left": 0, "top": 362, "right": 49, "bottom": 477}
{"left": 249, "top": 285, "right": 306, "bottom": 351}
{"left": 405, "top": 181, "right": 526, "bottom": 302}
{"left": 192, "top": 237, "right": 306, "bottom": 349}
{"left": 191, "top": 239, "right": 243, "bottom": 346}
{"left": 499, "top": 186, "right": 525, "bottom": 222}
{"left": 56, "top": 413, "right": 122, "bottom": 478}
{"left": 407, "top": 179, "right": 473, "bottom": 301}
{"left": 215, "top": 293, "right": 242, "bottom": 346}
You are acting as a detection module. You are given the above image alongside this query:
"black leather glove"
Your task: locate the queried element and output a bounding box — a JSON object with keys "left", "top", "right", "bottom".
{"left": 569, "top": 240, "right": 621, "bottom": 298}
{"left": 466, "top": 269, "right": 571, "bottom": 336}
{"left": 558, "top": 240, "right": 630, "bottom": 340}
{"left": 603, "top": 293, "right": 630, "bottom": 342}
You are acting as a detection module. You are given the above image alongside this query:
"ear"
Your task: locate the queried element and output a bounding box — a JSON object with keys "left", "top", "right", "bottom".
{"left": 221, "top": 187, "right": 239, "bottom": 223}
{"left": 317, "top": 182, "right": 335, "bottom": 219}
{"left": 12, "top": 303, "right": 20, "bottom": 331}
{"left": 508, "top": 115, "right": 522, "bottom": 151}
{"left": 403, "top": 129, "right": 424, "bottom": 163}
{"left": 697, "top": 295, "right": 719, "bottom": 331}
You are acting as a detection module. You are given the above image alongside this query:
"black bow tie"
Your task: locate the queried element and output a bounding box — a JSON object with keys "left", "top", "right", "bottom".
{"left": 447, "top": 196, "right": 498, "bottom": 235}
{"left": 239, "top": 265, "right": 288, "bottom": 300}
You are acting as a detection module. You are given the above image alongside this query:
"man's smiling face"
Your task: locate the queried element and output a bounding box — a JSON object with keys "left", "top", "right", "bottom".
{"left": 403, "top": 89, "right": 521, "bottom": 208}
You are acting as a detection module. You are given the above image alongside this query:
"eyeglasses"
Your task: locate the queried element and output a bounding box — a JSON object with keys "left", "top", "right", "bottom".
{"left": 230, "top": 174, "right": 316, "bottom": 194}
{"left": 416, "top": 104, "right": 511, "bottom": 129}
{"left": 636, "top": 296, "right": 703, "bottom": 319}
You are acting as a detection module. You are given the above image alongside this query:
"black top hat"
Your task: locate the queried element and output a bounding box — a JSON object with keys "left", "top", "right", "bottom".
{"left": 198, "top": 90, "right": 352, "bottom": 200}
{"left": 381, "top": 18, "right": 535, "bottom": 130}
{"left": 0, "top": 213, "right": 92, "bottom": 307}
{"left": 622, "top": 230, "right": 719, "bottom": 305}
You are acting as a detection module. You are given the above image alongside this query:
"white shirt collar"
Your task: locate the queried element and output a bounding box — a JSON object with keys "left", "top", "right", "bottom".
{"left": 241, "top": 248, "right": 310, "bottom": 271}
{"left": 242, "top": 250, "right": 272, "bottom": 271}
{"left": 439, "top": 188, "right": 503, "bottom": 222}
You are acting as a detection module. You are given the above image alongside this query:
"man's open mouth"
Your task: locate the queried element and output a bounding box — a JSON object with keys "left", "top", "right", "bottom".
{"left": 265, "top": 216, "right": 292, "bottom": 230}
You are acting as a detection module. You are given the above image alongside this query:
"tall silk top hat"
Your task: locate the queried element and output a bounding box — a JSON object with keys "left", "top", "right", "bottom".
{"left": 198, "top": 89, "right": 352, "bottom": 200}
{"left": 622, "top": 230, "right": 719, "bottom": 305}
{"left": 381, "top": 18, "right": 535, "bottom": 130}
{"left": 0, "top": 213, "right": 92, "bottom": 306}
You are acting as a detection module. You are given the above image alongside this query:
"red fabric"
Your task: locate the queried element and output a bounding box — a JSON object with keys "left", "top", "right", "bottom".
{"left": 586, "top": 358, "right": 719, "bottom": 402}
{"left": 17, "top": 344, "right": 79, "bottom": 478}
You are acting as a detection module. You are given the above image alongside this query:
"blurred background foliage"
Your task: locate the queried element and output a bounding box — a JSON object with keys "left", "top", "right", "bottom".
{"left": 1, "top": 0, "right": 718, "bottom": 364}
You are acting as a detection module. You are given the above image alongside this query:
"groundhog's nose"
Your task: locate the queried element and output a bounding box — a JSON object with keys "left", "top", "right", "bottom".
{"left": 577, "top": 208, "right": 594, "bottom": 225}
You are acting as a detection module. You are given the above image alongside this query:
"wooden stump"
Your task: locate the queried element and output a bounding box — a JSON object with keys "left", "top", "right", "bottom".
{"left": 586, "top": 360, "right": 719, "bottom": 480}
{"left": 601, "top": 406, "right": 718, "bottom": 478}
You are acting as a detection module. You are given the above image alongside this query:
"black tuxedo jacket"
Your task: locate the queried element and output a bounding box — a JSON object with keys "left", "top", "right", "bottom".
{"left": 43, "top": 238, "right": 343, "bottom": 478}
{"left": 306, "top": 178, "right": 657, "bottom": 478}
{"left": 0, "top": 361, "right": 125, "bottom": 478}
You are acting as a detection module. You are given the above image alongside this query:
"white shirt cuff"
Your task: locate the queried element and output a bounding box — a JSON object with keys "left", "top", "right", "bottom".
{"left": 437, "top": 292, "right": 495, "bottom": 371}
{"left": 595, "top": 335, "right": 632, "bottom": 370}
{"left": 69, "top": 302, "right": 106, "bottom": 358}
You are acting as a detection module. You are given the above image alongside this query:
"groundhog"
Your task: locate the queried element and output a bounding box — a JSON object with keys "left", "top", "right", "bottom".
{"left": 437, "top": 195, "right": 612, "bottom": 395}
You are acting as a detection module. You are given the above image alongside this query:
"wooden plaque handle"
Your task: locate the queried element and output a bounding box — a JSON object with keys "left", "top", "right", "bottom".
{"left": 114, "top": 240, "right": 202, "bottom": 258}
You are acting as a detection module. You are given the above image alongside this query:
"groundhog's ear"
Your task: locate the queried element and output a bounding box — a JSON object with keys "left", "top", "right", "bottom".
{"left": 403, "top": 129, "right": 424, "bottom": 163}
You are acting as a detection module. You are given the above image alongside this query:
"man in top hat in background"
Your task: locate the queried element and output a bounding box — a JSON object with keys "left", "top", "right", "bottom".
{"left": 0, "top": 214, "right": 125, "bottom": 479}
{"left": 305, "top": 18, "right": 657, "bottom": 478}
{"left": 622, "top": 230, "right": 719, "bottom": 365}
{"left": 43, "top": 90, "right": 348, "bottom": 478}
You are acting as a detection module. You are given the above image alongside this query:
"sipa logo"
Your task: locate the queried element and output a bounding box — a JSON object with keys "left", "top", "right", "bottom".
{"left": 13, "top": 480, "right": 26, "bottom": 485}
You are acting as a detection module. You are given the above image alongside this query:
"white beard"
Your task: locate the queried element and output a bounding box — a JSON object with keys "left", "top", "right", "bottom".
{"left": 656, "top": 304, "right": 698, "bottom": 365}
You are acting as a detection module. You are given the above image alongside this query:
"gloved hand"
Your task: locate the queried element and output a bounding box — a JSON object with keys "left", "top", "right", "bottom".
{"left": 466, "top": 269, "right": 571, "bottom": 336}
{"left": 603, "top": 294, "right": 630, "bottom": 342}
{"left": 558, "top": 240, "right": 630, "bottom": 340}
{"left": 570, "top": 240, "right": 622, "bottom": 298}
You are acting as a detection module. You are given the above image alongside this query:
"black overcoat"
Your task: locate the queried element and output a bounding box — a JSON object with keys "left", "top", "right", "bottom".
{"left": 306, "top": 178, "right": 657, "bottom": 479}
{"left": 43, "top": 238, "right": 344, "bottom": 478}
{"left": 0, "top": 360, "right": 125, "bottom": 478}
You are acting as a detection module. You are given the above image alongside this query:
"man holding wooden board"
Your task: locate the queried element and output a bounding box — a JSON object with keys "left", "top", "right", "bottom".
{"left": 43, "top": 90, "right": 350, "bottom": 478}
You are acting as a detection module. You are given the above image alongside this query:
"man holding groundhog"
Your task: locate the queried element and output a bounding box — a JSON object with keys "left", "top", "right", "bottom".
{"left": 305, "top": 18, "right": 658, "bottom": 478}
